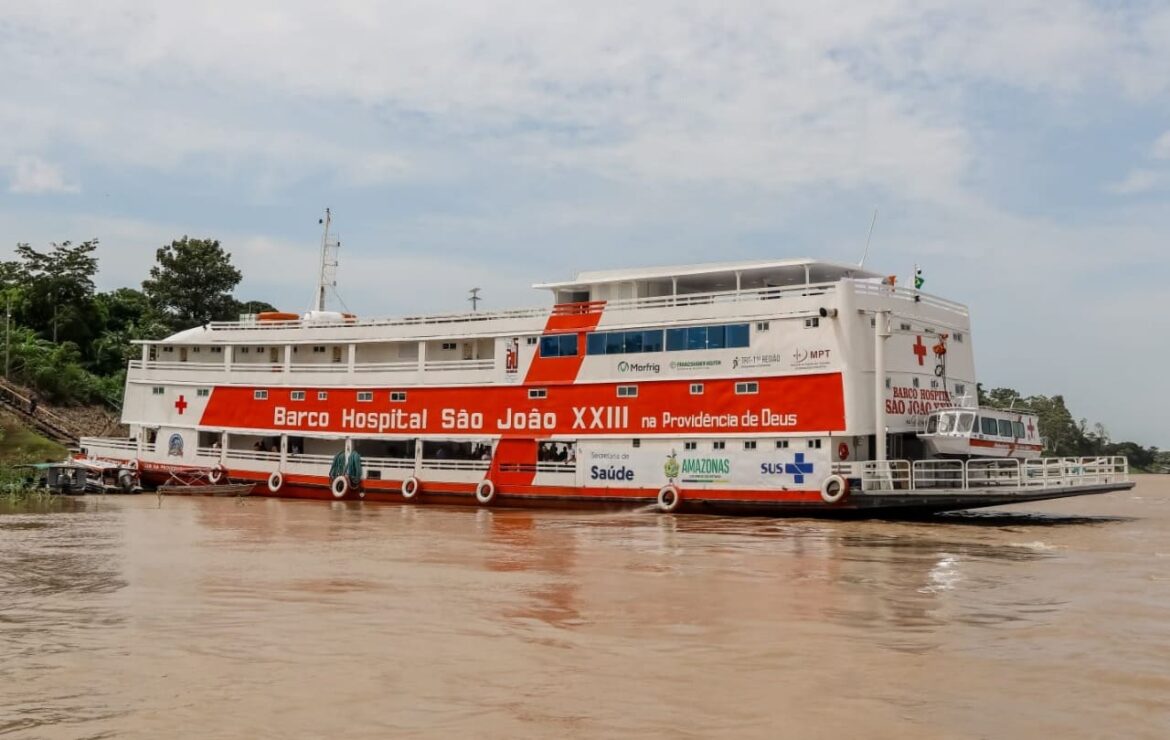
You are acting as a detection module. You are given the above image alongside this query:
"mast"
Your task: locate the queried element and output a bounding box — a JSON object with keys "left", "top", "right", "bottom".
{"left": 314, "top": 208, "right": 340, "bottom": 312}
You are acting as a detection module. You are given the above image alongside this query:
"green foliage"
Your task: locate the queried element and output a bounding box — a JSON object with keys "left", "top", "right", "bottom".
{"left": 0, "top": 412, "right": 68, "bottom": 463}
{"left": 142, "top": 236, "right": 243, "bottom": 330}
{"left": 981, "top": 386, "right": 1160, "bottom": 470}
{"left": 0, "top": 236, "right": 265, "bottom": 408}
{"left": 2, "top": 240, "right": 102, "bottom": 350}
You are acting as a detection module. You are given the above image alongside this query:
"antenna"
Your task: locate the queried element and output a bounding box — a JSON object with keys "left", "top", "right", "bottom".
{"left": 313, "top": 208, "right": 341, "bottom": 312}
{"left": 468, "top": 287, "right": 482, "bottom": 311}
{"left": 858, "top": 209, "right": 878, "bottom": 267}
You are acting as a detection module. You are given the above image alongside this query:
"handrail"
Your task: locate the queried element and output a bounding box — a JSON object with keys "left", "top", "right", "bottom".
{"left": 863, "top": 456, "right": 1128, "bottom": 492}
{"left": 202, "top": 283, "right": 841, "bottom": 333}
{"left": 851, "top": 281, "right": 970, "bottom": 316}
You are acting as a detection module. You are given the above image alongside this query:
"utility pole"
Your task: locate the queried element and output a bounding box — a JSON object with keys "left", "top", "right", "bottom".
{"left": 468, "top": 287, "right": 482, "bottom": 311}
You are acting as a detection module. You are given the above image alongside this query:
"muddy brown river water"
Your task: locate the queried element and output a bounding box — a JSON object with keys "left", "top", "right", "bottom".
{"left": 1, "top": 477, "right": 1168, "bottom": 739}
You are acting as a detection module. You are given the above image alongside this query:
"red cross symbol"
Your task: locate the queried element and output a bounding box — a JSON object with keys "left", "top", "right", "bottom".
{"left": 912, "top": 336, "right": 927, "bottom": 366}
{"left": 1026, "top": 419, "right": 1035, "bottom": 438}
{"left": 174, "top": 395, "right": 188, "bottom": 415}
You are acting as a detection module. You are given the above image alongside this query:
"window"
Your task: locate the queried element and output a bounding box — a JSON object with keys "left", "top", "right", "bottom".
{"left": 632, "top": 439, "right": 641, "bottom": 448}
{"left": 163, "top": 346, "right": 174, "bottom": 353}
{"left": 539, "top": 334, "right": 578, "bottom": 358}
{"left": 390, "top": 391, "right": 407, "bottom": 402}
{"left": 955, "top": 332, "right": 964, "bottom": 343}
{"left": 956, "top": 383, "right": 966, "bottom": 396}
{"left": 900, "top": 322, "right": 912, "bottom": 331}
{"left": 240, "top": 346, "right": 249, "bottom": 353}
{"left": 196, "top": 388, "right": 210, "bottom": 398}
{"left": 528, "top": 388, "right": 548, "bottom": 399}
{"left": 313, "top": 346, "right": 326, "bottom": 353}
{"left": 804, "top": 317, "right": 819, "bottom": 328}
{"left": 998, "top": 419, "right": 1014, "bottom": 437}
{"left": 192, "top": 346, "right": 201, "bottom": 353}
{"left": 617, "top": 385, "right": 638, "bottom": 398}
{"left": 256, "top": 347, "right": 266, "bottom": 353}
{"left": 290, "top": 391, "right": 305, "bottom": 401}
{"left": 713, "top": 441, "right": 726, "bottom": 450}
{"left": 744, "top": 441, "right": 757, "bottom": 450}
{"left": 684, "top": 441, "right": 697, "bottom": 450}
{"left": 913, "top": 377, "right": 920, "bottom": 388}
{"left": 689, "top": 383, "right": 704, "bottom": 395}
{"left": 152, "top": 386, "right": 165, "bottom": 395}
{"left": 981, "top": 417, "right": 998, "bottom": 436}
{"left": 928, "top": 415, "right": 940, "bottom": 433}
{"left": 930, "top": 379, "right": 939, "bottom": 388}
{"left": 958, "top": 413, "right": 975, "bottom": 433}
{"left": 664, "top": 323, "right": 750, "bottom": 351}
{"left": 775, "top": 440, "right": 789, "bottom": 449}
{"left": 1014, "top": 421, "right": 1026, "bottom": 438}
{"left": 318, "top": 391, "right": 329, "bottom": 401}
{"left": 526, "top": 337, "right": 538, "bottom": 345}
{"left": 211, "top": 346, "right": 223, "bottom": 354}
{"left": 357, "top": 391, "right": 373, "bottom": 402}
{"left": 581, "top": 329, "right": 670, "bottom": 354}
{"left": 254, "top": 390, "right": 268, "bottom": 400}
{"left": 735, "top": 381, "right": 759, "bottom": 395}
{"left": 441, "top": 342, "right": 457, "bottom": 351}
{"left": 808, "top": 439, "right": 822, "bottom": 449}
{"left": 756, "top": 321, "right": 770, "bottom": 331}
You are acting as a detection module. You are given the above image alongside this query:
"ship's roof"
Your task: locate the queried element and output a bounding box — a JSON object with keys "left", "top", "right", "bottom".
{"left": 532, "top": 258, "right": 884, "bottom": 290}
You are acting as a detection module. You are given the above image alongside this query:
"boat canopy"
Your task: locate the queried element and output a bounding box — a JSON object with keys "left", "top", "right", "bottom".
{"left": 533, "top": 258, "right": 884, "bottom": 304}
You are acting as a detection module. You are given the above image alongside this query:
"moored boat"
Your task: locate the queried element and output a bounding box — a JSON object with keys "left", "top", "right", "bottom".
{"left": 77, "top": 212, "right": 1133, "bottom": 514}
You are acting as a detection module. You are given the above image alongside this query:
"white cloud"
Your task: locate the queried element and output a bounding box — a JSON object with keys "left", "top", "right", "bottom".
{"left": 1153, "top": 131, "right": 1170, "bottom": 160}
{"left": 7, "top": 156, "right": 80, "bottom": 194}
{"left": 1106, "top": 169, "right": 1161, "bottom": 195}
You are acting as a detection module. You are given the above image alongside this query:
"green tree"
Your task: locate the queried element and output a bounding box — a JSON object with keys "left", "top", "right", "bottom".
{"left": 142, "top": 237, "right": 243, "bottom": 331}
{"left": 4, "top": 240, "right": 101, "bottom": 349}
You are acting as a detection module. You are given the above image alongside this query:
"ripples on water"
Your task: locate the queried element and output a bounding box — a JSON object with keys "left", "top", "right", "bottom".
{"left": 1, "top": 481, "right": 1168, "bottom": 739}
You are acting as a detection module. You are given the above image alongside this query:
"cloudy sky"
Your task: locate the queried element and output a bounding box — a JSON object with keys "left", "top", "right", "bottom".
{"left": 1, "top": 1, "right": 1168, "bottom": 446}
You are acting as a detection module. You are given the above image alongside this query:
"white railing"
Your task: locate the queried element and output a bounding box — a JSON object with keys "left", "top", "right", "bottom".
{"left": 851, "top": 281, "right": 970, "bottom": 316}
{"left": 353, "top": 362, "right": 417, "bottom": 373}
{"left": 79, "top": 436, "right": 138, "bottom": 452}
{"left": 128, "top": 360, "right": 226, "bottom": 371}
{"left": 287, "top": 453, "right": 336, "bottom": 467}
{"left": 860, "top": 460, "right": 912, "bottom": 491}
{"left": 911, "top": 459, "right": 966, "bottom": 487}
{"left": 224, "top": 449, "right": 282, "bottom": 463}
{"left": 195, "top": 446, "right": 221, "bottom": 459}
{"left": 203, "top": 282, "right": 840, "bottom": 333}
{"left": 363, "top": 456, "right": 416, "bottom": 471}
{"left": 861, "top": 456, "right": 1129, "bottom": 493}
{"left": 424, "top": 359, "right": 494, "bottom": 372}
{"left": 128, "top": 358, "right": 489, "bottom": 374}
{"left": 420, "top": 459, "right": 491, "bottom": 471}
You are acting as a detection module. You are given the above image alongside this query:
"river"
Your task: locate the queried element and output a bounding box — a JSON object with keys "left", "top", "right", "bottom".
{"left": 2, "top": 477, "right": 1168, "bottom": 738}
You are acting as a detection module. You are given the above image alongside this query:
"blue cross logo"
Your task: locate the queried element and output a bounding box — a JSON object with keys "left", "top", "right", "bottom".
{"left": 785, "top": 453, "right": 814, "bottom": 484}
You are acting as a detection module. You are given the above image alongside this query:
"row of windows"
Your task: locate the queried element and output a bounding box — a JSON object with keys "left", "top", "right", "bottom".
{"left": 929, "top": 412, "right": 1027, "bottom": 439}
{"left": 681, "top": 439, "right": 821, "bottom": 451}
{"left": 237, "top": 382, "right": 760, "bottom": 403}
{"left": 541, "top": 323, "right": 753, "bottom": 359}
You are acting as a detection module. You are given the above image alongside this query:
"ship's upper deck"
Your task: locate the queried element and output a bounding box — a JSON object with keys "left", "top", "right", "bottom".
{"left": 144, "top": 258, "right": 966, "bottom": 353}
{"left": 533, "top": 258, "right": 884, "bottom": 304}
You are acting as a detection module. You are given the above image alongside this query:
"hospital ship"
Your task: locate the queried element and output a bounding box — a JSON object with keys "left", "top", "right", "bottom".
{"left": 79, "top": 213, "right": 1132, "bottom": 514}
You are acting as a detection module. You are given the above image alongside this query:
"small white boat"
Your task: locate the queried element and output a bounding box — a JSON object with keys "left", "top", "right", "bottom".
{"left": 918, "top": 407, "right": 1043, "bottom": 459}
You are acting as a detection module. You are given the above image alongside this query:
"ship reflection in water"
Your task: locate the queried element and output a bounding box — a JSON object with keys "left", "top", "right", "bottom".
{"left": 1, "top": 481, "right": 1168, "bottom": 738}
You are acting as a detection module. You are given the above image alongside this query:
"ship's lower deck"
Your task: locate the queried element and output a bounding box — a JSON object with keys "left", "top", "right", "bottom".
{"left": 129, "top": 460, "right": 1133, "bottom": 517}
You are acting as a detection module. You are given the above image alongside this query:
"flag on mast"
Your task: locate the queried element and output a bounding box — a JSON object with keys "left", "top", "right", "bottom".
{"left": 914, "top": 265, "right": 924, "bottom": 290}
